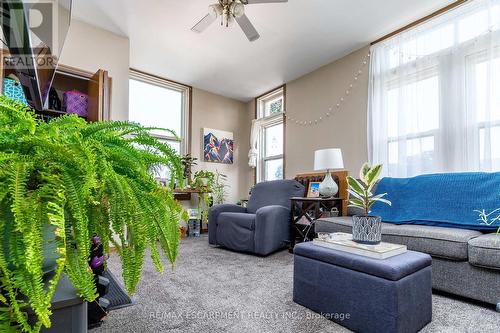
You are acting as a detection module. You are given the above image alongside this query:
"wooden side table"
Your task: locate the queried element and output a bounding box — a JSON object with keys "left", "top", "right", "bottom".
{"left": 289, "top": 197, "right": 344, "bottom": 253}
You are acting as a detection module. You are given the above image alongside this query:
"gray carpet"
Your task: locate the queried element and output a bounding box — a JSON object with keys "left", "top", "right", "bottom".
{"left": 94, "top": 236, "right": 500, "bottom": 333}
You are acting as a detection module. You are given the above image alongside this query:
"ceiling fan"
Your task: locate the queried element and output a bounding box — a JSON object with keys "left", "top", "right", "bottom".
{"left": 191, "top": 0, "right": 288, "bottom": 42}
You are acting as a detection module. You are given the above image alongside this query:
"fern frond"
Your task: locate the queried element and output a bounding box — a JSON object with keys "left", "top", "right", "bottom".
{"left": 0, "top": 95, "right": 182, "bottom": 331}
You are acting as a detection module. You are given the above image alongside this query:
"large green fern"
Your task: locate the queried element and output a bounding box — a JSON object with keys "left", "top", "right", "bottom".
{"left": 0, "top": 96, "right": 185, "bottom": 332}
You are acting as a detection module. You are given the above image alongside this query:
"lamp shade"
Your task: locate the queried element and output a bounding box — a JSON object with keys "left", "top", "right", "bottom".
{"left": 314, "top": 149, "right": 344, "bottom": 171}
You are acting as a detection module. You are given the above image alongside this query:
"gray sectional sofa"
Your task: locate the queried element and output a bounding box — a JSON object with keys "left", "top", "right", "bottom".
{"left": 315, "top": 217, "right": 500, "bottom": 311}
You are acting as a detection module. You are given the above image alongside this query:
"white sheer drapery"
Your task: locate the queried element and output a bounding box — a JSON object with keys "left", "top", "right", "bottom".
{"left": 248, "top": 119, "right": 263, "bottom": 168}
{"left": 368, "top": 0, "right": 500, "bottom": 177}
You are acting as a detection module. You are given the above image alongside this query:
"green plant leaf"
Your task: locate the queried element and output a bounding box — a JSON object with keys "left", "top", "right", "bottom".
{"left": 372, "top": 197, "right": 392, "bottom": 206}
{"left": 347, "top": 189, "right": 365, "bottom": 202}
{"left": 347, "top": 176, "right": 365, "bottom": 196}
{"left": 366, "top": 164, "right": 383, "bottom": 187}
{"left": 348, "top": 198, "right": 364, "bottom": 208}
{"left": 372, "top": 193, "right": 388, "bottom": 199}
{"left": 0, "top": 95, "right": 183, "bottom": 331}
{"left": 359, "top": 162, "right": 370, "bottom": 183}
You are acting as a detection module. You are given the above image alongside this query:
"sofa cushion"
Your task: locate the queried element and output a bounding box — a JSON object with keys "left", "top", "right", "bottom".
{"left": 316, "top": 217, "right": 482, "bottom": 261}
{"left": 468, "top": 234, "right": 500, "bottom": 270}
{"left": 216, "top": 213, "right": 256, "bottom": 252}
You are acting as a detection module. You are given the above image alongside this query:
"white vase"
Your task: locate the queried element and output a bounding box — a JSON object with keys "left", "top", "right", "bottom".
{"left": 318, "top": 170, "right": 338, "bottom": 197}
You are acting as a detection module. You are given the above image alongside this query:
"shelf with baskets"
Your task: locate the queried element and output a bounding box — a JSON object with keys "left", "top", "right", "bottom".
{"left": 0, "top": 50, "right": 111, "bottom": 123}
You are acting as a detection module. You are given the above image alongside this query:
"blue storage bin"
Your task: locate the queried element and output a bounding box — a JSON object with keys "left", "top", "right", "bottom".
{"left": 3, "top": 78, "right": 28, "bottom": 105}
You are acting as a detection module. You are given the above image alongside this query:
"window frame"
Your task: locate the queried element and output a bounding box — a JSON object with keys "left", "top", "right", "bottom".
{"left": 255, "top": 86, "right": 286, "bottom": 183}
{"left": 465, "top": 48, "right": 500, "bottom": 168}
{"left": 129, "top": 69, "right": 192, "bottom": 156}
{"left": 384, "top": 70, "right": 440, "bottom": 172}
{"left": 370, "top": 0, "right": 500, "bottom": 176}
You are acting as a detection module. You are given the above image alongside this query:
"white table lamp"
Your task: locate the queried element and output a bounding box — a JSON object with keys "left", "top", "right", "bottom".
{"left": 314, "top": 148, "right": 344, "bottom": 197}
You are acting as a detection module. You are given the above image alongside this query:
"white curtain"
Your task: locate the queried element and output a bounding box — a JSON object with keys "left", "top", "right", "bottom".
{"left": 248, "top": 119, "right": 262, "bottom": 168}
{"left": 368, "top": 0, "right": 500, "bottom": 177}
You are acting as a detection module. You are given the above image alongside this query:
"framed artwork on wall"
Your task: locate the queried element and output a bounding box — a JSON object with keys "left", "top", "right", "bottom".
{"left": 307, "top": 182, "right": 321, "bottom": 198}
{"left": 203, "top": 128, "right": 234, "bottom": 164}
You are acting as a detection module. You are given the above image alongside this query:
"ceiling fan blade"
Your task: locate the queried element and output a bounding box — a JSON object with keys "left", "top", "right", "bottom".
{"left": 242, "top": 0, "right": 288, "bottom": 4}
{"left": 236, "top": 14, "right": 260, "bottom": 42}
{"left": 191, "top": 13, "right": 217, "bottom": 33}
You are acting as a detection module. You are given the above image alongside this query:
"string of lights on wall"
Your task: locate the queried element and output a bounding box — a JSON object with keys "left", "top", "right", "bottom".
{"left": 284, "top": 52, "right": 371, "bottom": 127}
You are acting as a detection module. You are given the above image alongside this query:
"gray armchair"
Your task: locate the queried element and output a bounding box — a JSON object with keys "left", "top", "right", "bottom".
{"left": 208, "top": 179, "right": 305, "bottom": 255}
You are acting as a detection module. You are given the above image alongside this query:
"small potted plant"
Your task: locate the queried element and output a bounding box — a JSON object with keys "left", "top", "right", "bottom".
{"left": 181, "top": 154, "right": 198, "bottom": 185}
{"left": 193, "top": 170, "right": 215, "bottom": 189}
{"left": 212, "top": 170, "right": 228, "bottom": 205}
{"left": 347, "top": 163, "right": 391, "bottom": 244}
{"left": 193, "top": 170, "right": 215, "bottom": 224}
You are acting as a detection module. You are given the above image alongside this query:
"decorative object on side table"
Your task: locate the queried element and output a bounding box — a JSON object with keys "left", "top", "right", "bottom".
{"left": 306, "top": 181, "right": 321, "bottom": 198}
{"left": 314, "top": 148, "right": 344, "bottom": 197}
{"left": 203, "top": 128, "right": 234, "bottom": 164}
{"left": 347, "top": 163, "right": 391, "bottom": 245}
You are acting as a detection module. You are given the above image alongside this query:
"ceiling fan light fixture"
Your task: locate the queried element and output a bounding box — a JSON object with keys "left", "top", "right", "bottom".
{"left": 209, "top": 3, "right": 223, "bottom": 17}
{"left": 231, "top": 3, "right": 245, "bottom": 18}
{"left": 192, "top": 0, "right": 288, "bottom": 41}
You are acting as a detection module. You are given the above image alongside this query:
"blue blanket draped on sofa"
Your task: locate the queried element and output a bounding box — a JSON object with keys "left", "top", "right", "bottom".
{"left": 370, "top": 172, "right": 500, "bottom": 231}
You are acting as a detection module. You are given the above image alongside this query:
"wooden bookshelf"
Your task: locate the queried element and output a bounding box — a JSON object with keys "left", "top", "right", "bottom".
{"left": 0, "top": 50, "right": 111, "bottom": 122}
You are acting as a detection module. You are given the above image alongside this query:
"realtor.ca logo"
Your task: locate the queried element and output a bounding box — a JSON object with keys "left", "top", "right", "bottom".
{"left": 1, "top": 0, "right": 63, "bottom": 69}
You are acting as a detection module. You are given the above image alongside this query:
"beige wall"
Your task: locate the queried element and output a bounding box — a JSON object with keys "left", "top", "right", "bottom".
{"left": 61, "top": 21, "right": 253, "bottom": 204}
{"left": 284, "top": 46, "right": 370, "bottom": 178}
{"left": 191, "top": 88, "right": 254, "bottom": 204}
{"left": 60, "top": 19, "right": 369, "bottom": 194}
{"left": 60, "top": 19, "right": 130, "bottom": 121}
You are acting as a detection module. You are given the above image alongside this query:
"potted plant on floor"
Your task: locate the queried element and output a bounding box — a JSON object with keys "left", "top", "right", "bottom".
{"left": 347, "top": 163, "right": 391, "bottom": 244}
{"left": 0, "top": 96, "right": 186, "bottom": 332}
{"left": 193, "top": 170, "right": 215, "bottom": 224}
{"left": 212, "top": 170, "right": 228, "bottom": 205}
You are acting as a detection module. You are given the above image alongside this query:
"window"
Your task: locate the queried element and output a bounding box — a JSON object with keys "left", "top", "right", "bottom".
{"left": 256, "top": 87, "right": 285, "bottom": 182}
{"left": 369, "top": 0, "right": 500, "bottom": 177}
{"left": 129, "top": 70, "right": 190, "bottom": 179}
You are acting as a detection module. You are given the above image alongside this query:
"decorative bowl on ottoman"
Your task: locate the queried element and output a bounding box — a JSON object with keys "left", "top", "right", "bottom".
{"left": 347, "top": 163, "right": 391, "bottom": 245}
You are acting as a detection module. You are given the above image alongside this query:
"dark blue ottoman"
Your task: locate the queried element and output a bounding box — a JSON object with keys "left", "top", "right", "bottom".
{"left": 293, "top": 242, "right": 432, "bottom": 333}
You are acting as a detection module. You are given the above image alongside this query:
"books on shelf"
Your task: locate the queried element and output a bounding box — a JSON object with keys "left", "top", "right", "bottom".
{"left": 313, "top": 233, "right": 407, "bottom": 259}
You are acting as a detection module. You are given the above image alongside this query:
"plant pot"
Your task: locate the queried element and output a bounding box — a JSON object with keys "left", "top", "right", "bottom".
{"left": 200, "top": 178, "right": 209, "bottom": 186}
{"left": 352, "top": 215, "right": 382, "bottom": 245}
{"left": 2, "top": 208, "right": 59, "bottom": 275}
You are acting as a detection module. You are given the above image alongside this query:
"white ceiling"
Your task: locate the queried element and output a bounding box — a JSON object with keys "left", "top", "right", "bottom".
{"left": 72, "top": 0, "right": 454, "bottom": 102}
